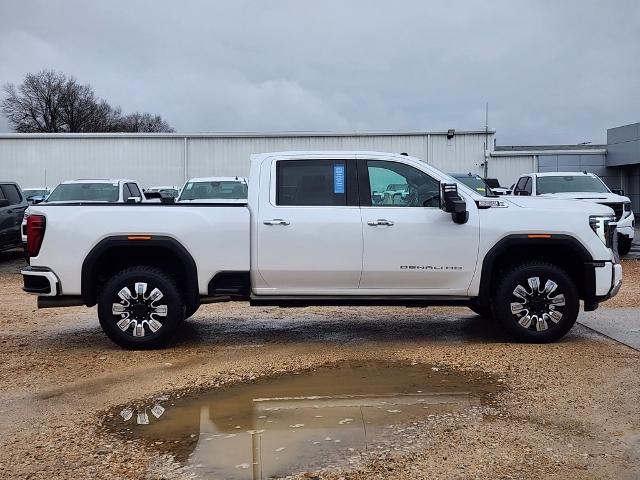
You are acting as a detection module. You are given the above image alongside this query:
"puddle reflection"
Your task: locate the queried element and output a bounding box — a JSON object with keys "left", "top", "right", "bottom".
{"left": 106, "top": 361, "right": 496, "bottom": 479}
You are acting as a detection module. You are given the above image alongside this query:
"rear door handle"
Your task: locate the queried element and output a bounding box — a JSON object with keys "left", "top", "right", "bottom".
{"left": 367, "top": 219, "right": 394, "bottom": 226}
{"left": 263, "top": 219, "right": 290, "bottom": 226}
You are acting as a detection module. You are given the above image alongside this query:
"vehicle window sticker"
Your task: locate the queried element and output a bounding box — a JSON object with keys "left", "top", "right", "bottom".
{"left": 334, "top": 164, "right": 345, "bottom": 194}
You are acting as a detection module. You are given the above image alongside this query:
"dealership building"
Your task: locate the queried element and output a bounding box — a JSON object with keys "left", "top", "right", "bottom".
{"left": 0, "top": 121, "right": 638, "bottom": 211}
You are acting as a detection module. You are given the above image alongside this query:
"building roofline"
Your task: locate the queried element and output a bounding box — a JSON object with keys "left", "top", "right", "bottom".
{"left": 492, "top": 146, "right": 607, "bottom": 156}
{"left": 0, "top": 129, "right": 496, "bottom": 140}
{"left": 495, "top": 144, "right": 606, "bottom": 151}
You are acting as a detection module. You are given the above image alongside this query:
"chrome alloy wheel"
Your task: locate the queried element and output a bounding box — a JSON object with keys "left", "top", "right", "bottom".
{"left": 111, "top": 282, "right": 168, "bottom": 337}
{"left": 509, "top": 277, "right": 566, "bottom": 332}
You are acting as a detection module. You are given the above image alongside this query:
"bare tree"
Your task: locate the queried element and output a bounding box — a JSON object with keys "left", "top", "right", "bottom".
{"left": 1, "top": 70, "right": 174, "bottom": 133}
{"left": 2, "top": 71, "right": 67, "bottom": 132}
{"left": 118, "top": 112, "right": 174, "bottom": 133}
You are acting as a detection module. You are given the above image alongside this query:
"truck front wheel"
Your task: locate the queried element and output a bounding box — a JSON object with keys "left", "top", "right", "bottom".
{"left": 98, "top": 266, "right": 185, "bottom": 349}
{"left": 492, "top": 262, "right": 579, "bottom": 343}
{"left": 468, "top": 300, "right": 492, "bottom": 318}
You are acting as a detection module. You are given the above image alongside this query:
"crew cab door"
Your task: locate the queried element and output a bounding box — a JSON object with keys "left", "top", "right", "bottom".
{"left": 254, "top": 155, "right": 362, "bottom": 294}
{"left": 357, "top": 156, "right": 480, "bottom": 295}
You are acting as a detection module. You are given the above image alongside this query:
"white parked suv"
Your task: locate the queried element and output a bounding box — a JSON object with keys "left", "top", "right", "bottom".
{"left": 45, "top": 179, "right": 145, "bottom": 204}
{"left": 512, "top": 172, "right": 635, "bottom": 254}
{"left": 21, "top": 152, "right": 622, "bottom": 348}
{"left": 22, "top": 179, "right": 145, "bottom": 243}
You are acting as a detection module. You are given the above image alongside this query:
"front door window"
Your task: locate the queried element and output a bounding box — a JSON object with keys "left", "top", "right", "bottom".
{"left": 367, "top": 161, "right": 440, "bottom": 208}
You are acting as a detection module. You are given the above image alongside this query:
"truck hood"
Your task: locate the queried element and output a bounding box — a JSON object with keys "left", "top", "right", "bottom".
{"left": 504, "top": 196, "right": 615, "bottom": 216}
{"left": 537, "top": 192, "right": 630, "bottom": 203}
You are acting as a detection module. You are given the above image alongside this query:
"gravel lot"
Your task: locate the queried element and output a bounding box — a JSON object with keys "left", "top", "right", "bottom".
{"left": 0, "top": 250, "right": 638, "bottom": 480}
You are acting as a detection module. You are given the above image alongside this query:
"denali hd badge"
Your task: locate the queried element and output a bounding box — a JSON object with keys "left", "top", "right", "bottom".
{"left": 400, "top": 265, "right": 463, "bottom": 270}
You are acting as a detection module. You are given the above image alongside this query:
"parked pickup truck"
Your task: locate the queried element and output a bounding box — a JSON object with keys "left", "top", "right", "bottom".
{"left": 22, "top": 151, "right": 622, "bottom": 348}
{"left": 512, "top": 172, "right": 635, "bottom": 255}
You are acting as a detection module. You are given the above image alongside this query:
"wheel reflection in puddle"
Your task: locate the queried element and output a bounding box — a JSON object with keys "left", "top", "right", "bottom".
{"left": 105, "top": 361, "right": 497, "bottom": 479}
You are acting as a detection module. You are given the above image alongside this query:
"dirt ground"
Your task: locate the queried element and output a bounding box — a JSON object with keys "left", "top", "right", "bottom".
{"left": 0, "top": 250, "right": 638, "bottom": 480}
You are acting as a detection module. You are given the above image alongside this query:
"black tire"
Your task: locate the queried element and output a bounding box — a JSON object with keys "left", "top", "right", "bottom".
{"left": 185, "top": 303, "right": 200, "bottom": 319}
{"left": 492, "top": 261, "right": 579, "bottom": 343}
{"left": 618, "top": 234, "right": 632, "bottom": 256}
{"left": 468, "top": 300, "right": 492, "bottom": 318}
{"left": 98, "top": 266, "right": 185, "bottom": 349}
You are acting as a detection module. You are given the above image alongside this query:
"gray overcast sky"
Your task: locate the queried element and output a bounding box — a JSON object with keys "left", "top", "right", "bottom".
{"left": 1, "top": 0, "right": 639, "bottom": 144}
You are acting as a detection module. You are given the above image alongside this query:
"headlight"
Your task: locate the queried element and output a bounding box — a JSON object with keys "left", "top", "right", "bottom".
{"left": 589, "top": 215, "right": 617, "bottom": 248}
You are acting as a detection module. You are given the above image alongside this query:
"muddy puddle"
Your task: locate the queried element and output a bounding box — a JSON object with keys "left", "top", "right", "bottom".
{"left": 104, "top": 361, "right": 498, "bottom": 479}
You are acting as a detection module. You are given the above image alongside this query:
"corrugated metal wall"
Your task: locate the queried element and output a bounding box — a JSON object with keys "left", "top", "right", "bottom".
{"left": 487, "top": 155, "right": 537, "bottom": 188}
{"left": 0, "top": 132, "right": 495, "bottom": 189}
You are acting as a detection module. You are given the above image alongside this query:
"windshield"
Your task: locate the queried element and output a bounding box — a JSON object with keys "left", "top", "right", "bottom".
{"left": 46, "top": 183, "right": 119, "bottom": 202}
{"left": 452, "top": 175, "right": 495, "bottom": 197}
{"left": 147, "top": 188, "right": 179, "bottom": 197}
{"left": 179, "top": 181, "right": 248, "bottom": 201}
{"left": 159, "top": 189, "right": 179, "bottom": 197}
{"left": 537, "top": 175, "right": 610, "bottom": 194}
{"left": 23, "top": 189, "right": 49, "bottom": 197}
{"left": 386, "top": 184, "right": 408, "bottom": 192}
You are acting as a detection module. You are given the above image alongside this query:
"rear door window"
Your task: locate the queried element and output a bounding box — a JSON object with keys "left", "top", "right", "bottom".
{"left": 0, "top": 185, "right": 22, "bottom": 205}
{"left": 276, "top": 160, "right": 352, "bottom": 206}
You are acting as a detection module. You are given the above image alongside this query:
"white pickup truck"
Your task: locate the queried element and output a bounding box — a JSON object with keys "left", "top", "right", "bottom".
{"left": 22, "top": 151, "right": 622, "bottom": 348}
{"left": 512, "top": 172, "right": 635, "bottom": 254}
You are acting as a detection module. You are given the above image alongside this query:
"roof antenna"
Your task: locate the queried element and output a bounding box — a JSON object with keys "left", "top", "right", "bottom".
{"left": 484, "top": 102, "right": 489, "bottom": 178}
{"left": 400, "top": 152, "right": 408, "bottom": 156}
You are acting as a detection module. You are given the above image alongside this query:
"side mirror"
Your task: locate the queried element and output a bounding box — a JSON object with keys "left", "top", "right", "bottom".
{"left": 0, "top": 199, "right": 9, "bottom": 208}
{"left": 126, "top": 196, "right": 142, "bottom": 204}
{"left": 440, "top": 183, "right": 468, "bottom": 224}
{"left": 612, "top": 188, "right": 624, "bottom": 196}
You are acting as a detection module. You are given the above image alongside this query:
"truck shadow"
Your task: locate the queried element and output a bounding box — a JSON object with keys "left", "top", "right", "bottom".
{"left": 35, "top": 305, "right": 589, "bottom": 351}
{"left": 0, "top": 248, "right": 26, "bottom": 271}
{"left": 174, "top": 309, "right": 513, "bottom": 346}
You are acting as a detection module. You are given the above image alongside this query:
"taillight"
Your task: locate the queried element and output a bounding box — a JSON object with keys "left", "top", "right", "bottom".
{"left": 27, "top": 215, "right": 46, "bottom": 257}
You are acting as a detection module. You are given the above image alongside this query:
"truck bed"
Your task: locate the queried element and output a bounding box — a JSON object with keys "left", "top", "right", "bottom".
{"left": 27, "top": 203, "right": 250, "bottom": 295}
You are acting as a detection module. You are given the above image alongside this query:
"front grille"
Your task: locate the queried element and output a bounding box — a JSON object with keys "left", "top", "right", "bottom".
{"left": 598, "top": 202, "right": 623, "bottom": 221}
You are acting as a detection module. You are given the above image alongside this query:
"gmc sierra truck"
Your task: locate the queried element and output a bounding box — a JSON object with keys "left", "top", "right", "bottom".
{"left": 21, "top": 151, "right": 622, "bottom": 348}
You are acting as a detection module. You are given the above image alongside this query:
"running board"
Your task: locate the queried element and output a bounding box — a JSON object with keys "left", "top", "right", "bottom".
{"left": 38, "top": 296, "right": 84, "bottom": 309}
{"left": 249, "top": 295, "right": 471, "bottom": 307}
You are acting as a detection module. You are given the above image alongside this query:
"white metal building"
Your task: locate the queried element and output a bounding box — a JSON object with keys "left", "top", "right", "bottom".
{"left": 0, "top": 130, "right": 497, "bottom": 189}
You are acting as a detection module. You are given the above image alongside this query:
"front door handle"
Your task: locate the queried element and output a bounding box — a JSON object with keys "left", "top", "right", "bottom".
{"left": 367, "top": 219, "right": 394, "bottom": 226}
{"left": 263, "top": 219, "right": 290, "bottom": 226}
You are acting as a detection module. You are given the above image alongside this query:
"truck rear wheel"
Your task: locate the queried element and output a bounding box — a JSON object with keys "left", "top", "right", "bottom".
{"left": 98, "top": 266, "right": 185, "bottom": 349}
{"left": 492, "top": 262, "right": 579, "bottom": 343}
